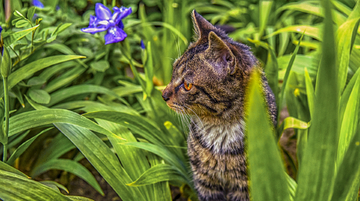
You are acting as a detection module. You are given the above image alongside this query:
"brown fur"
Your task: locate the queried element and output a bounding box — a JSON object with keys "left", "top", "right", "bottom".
{"left": 162, "top": 10, "right": 277, "bottom": 201}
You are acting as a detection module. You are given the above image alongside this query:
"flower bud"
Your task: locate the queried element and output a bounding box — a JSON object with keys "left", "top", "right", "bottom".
{"left": 1, "top": 47, "right": 11, "bottom": 78}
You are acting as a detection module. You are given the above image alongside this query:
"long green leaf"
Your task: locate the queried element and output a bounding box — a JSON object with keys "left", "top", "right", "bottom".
{"left": 337, "top": 68, "right": 360, "bottom": 165}
{"left": 55, "top": 123, "right": 146, "bottom": 201}
{"left": 83, "top": 111, "right": 166, "bottom": 145}
{"left": 31, "top": 159, "right": 104, "bottom": 196}
{"left": 295, "top": 0, "right": 339, "bottom": 200}
{"left": 259, "top": 1, "right": 273, "bottom": 38}
{"left": 127, "top": 164, "right": 188, "bottom": 187}
{"left": 336, "top": 1, "right": 360, "bottom": 92}
{"left": 0, "top": 55, "right": 85, "bottom": 98}
{"left": 264, "top": 25, "right": 321, "bottom": 41}
{"left": 3, "top": 25, "right": 39, "bottom": 47}
{"left": 6, "top": 128, "right": 52, "bottom": 165}
{"left": 47, "top": 84, "right": 127, "bottom": 106}
{"left": 8, "top": 109, "right": 120, "bottom": 140}
{"left": 331, "top": 124, "right": 360, "bottom": 201}
{"left": 245, "top": 70, "right": 290, "bottom": 200}
{"left": 32, "top": 133, "right": 75, "bottom": 169}
{"left": 0, "top": 160, "right": 27, "bottom": 178}
{"left": 278, "top": 34, "right": 302, "bottom": 120}
{"left": 304, "top": 68, "right": 315, "bottom": 118}
{"left": 0, "top": 165, "right": 71, "bottom": 201}
{"left": 125, "top": 142, "right": 190, "bottom": 184}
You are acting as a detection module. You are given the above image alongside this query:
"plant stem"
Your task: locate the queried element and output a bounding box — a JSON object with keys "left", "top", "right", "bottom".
{"left": 2, "top": 76, "right": 9, "bottom": 162}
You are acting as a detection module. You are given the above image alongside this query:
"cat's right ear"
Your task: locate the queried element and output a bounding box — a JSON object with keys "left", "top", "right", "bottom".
{"left": 192, "top": 10, "right": 216, "bottom": 42}
{"left": 206, "top": 31, "right": 236, "bottom": 74}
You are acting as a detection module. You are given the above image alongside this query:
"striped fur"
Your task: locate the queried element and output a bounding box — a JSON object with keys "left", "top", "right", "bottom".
{"left": 162, "top": 10, "right": 277, "bottom": 201}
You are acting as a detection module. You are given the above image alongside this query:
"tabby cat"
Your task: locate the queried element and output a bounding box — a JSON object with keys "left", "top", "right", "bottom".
{"left": 162, "top": 10, "right": 277, "bottom": 201}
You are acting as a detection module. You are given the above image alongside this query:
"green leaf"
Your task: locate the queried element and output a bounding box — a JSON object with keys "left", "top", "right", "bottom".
{"left": 0, "top": 160, "right": 28, "bottom": 178}
{"left": 28, "top": 88, "right": 51, "bottom": 104}
{"left": 40, "top": 181, "right": 69, "bottom": 194}
{"left": 337, "top": 68, "right": 360, "bottom": 165}
{"left": 245, "top": 70, "right": 290, "bottom": 201}
{"left": 124, "top": 142, "right": 191, "bottom": 185}
{"left": 336, "top": 1, "right": 360, "bottom": 93}
{"left": 278, "top": 35, "right": 302, "bottom": 120}
{"left": 27, "top": 7, "right": 36, "bottom": 20}
{"left": 3, "top": 25, "right": 39, "bottom": 47}
{"left": 144, "top": 41, "right": 154, "bottom": 97}
{"left": 0, "top": 164, "right": 71, "bottom": 201}
{"left": 44, "top": 66, "right": 87, "bottom": 93}
{"left": 15, "top": 19, "right": 29, "bottom": 28}
{"left": 331, "top": 125, "right": 360, "bottom": 201}
{"left": 83, "top": 111, "right": 165, "bottom": 145}
{"left": 77, "top": 47, "right": 94, "bottom": 58}
{"left": 264, "top": 25, "right": 321, "bottom": 41}
{"left": 7, "top": 128, "right": 52, "bottom": 166}
{"left": 31, "top": 159, "right": 104, "bottom": 196}
{"left": 8, "top": 109, "right": 120, "bottom": 139}
{"left": 90, "top": 60, "right": 109, "bottom": 72}
{"left": 294, "top": 0, "right": 339, "bottom": 200}
{"left": 304, "top": 68, "right": 315, "bottom": 118}
{"left": 32, "top": 133, "right": 75, "bottom": 169}
{"left": 66, "top": 196, "right": 94, "bottom": 201}
{"left": 47, "top": 84, "right": 127, "bottom": 107}
{"left": 55, "top": 123, "right": 146, "bottom": 201}
{"left": 259, "top": 1, "right": 273, "bottom": 38}
{"left": 127, "top": 164, "right": 188, "bottom": 187}
{"left": 45, "top": 43, "right": 76, "bottom": 55}
{"left": 277, "top": 117, "right": 309, "bottom": 140}
{"left": 0, "top": 55, "right": 86, "bottom": 97}
{"left": 27, "top": 76, "right": 46, "bottom": 86}
{"left": 1, "top": 47, "right": 12, "bottom": 78}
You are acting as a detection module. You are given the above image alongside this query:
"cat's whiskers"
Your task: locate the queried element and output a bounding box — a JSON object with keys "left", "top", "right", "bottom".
{"left": 183, "top": 105, "right": 204, "bottom": 128}
{"left": 180, "top": 108, "right": 191, "bottom": 132}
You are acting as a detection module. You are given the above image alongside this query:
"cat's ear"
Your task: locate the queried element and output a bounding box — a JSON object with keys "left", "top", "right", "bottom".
{"left": 192, "top": 10, "right": 216, "bottom": 42}
{"left": 206, "top": 31, "right": 236, "bottom": 74}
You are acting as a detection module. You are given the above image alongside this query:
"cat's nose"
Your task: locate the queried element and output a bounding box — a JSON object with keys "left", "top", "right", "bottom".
{"left": 162, "top": 88, "right": 172, "bottom": 101}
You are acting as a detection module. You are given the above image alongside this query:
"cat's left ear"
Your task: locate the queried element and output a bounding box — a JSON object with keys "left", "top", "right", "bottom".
{"left": 206, "top": 31, "right": 236, "bottom": 74}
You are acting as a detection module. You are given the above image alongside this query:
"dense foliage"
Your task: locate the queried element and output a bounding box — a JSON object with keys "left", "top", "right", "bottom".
{"left": 0, "top": 0, "right": 359, "bottom": 200}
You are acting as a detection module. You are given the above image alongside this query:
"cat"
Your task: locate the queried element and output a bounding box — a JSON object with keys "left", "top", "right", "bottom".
{"left": 162, "top": 10, "right": 277, "bottom": 201}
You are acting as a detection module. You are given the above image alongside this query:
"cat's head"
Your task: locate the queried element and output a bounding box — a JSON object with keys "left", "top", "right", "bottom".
{"left": 162, "top": 10, "right": 258, "bottom": 123}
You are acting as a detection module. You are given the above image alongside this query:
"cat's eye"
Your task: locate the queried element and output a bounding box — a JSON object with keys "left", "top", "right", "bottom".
{"left": 183, "top": 80, "right": 193, "bottom": 91}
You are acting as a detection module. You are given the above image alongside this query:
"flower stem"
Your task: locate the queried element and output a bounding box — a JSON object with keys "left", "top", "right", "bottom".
{"left": 2, "top": 76, "right": 9, "bottom": 162}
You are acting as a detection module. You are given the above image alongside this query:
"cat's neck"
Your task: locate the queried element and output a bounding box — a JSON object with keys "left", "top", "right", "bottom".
{"left": 190, "top": 117, "right": 245, "bottom": 155}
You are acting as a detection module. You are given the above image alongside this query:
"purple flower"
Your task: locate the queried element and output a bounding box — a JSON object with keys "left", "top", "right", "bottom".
{"left": 32, "top": 0, "right": 44, "bottom": 8}
{"left": 81, "top": 3, "right": 132, "bottom": 45}
{"left": 140, "top": 40, "right": 145, "bottom": 49}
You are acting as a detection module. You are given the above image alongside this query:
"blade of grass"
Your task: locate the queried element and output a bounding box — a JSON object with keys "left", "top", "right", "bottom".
{"left": 245, "top": 70, "right": 290, "bottom": 201}
{"left": 336, "top": 1, "right": 360, "bottom": 92}
{"left": 294, "top": 0, "right": 339, "bottom": 199}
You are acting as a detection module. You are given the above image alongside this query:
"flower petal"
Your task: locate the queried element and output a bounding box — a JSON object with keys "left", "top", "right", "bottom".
{"left": 118, "top": 21, "right": 124, "bottom": 29}
{"left": 140, "top": 40, "right": 145, "bottom": 49}
{"left": 89, "top": 15, "right": 99, "bottom": 28}
{"left": 81, "top": 26, "right": 107, "bottom": 34}
{"left": 113, "top": 7, "right": 132, "bottom": 25}
{"left": 104, "top": 27, "right": 127, "bottom": 44}
{"left": 32, "top": 0, "right": 44, "bottom": 8}
{"left": 118, "top": 7, "right": 132, "bottom": 22}
{"left": 95, "top": 3, "right": 112, "bottom": 20}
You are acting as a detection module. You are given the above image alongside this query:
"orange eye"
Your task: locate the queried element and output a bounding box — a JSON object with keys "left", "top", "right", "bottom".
{"left": 184, "top": 80, "right": 193, "bottom": 91}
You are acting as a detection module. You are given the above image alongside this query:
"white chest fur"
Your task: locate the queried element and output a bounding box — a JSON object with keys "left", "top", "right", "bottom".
{"left": 191, "top": 118, "right": 245, "bottom": 154}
